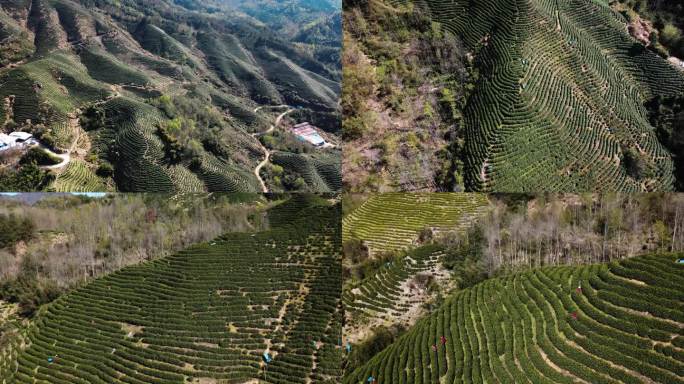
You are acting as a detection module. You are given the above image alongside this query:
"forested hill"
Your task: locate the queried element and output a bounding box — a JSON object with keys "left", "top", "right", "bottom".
{"left": 174, "top": 0, "right": 342, "bottom": 74}
{"left": 0, "top": 0, "right": 341, "bottom": 193}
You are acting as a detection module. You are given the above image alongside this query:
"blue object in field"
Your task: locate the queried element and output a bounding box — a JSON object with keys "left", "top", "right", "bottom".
{"left": 367, "top": 375, "right": 375, "bottom": 383}
{"left": 47, "top": 357, "right": 54, "bottom": 363}
{"left": 677, "top": 258, "right": 684, "bottom": 264}
{"left": 262, "top": 352, "right": 272, "bottom": 364}
{"left": 346, "top": 342, "right": 351, "bottom": 353}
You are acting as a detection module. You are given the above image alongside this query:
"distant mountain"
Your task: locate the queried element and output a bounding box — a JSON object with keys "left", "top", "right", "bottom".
{"left": 0, "top": 192, "right": 104, "bottom": 204}
{"left": 201, "top": 0, "right": 343, "bottom": 73}
{"left": 0, "top": 0, "right": 341, "bottom": 193}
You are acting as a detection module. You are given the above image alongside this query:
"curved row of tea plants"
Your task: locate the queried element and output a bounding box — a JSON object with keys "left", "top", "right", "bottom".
{"left": 271, "top": 151, "right": 342, "bottom": 193}
{"left": 343, "top": 245, "right": 447, "bottom": 328}
{"left": 48, "top": 160, "right": 108, "bottom": 192}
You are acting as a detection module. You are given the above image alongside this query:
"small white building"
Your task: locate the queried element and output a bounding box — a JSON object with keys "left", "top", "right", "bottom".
{"left": 0, "top": 134, "right": 15, "bottom": 150}
{"left": 9, "top": 132, "right": 33, "bottom": 142}
{"left": 0, "top": 132, "right": 35, "bottom": 151}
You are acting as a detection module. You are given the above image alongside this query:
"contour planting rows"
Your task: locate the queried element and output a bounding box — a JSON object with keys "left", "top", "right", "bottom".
{"left": 388, "top": 0, "right": 684, "bottom": 192}
{"left": 0, "top": 52, "right": 111, "bottom": 148}
{"left": 49, "top": 160, "right": 107, "bottom": 192}
{"left": 87, "top": 97, "right": 260, "bottom": 193}
{"left": 271, "top": 151, "right": 342, "bottom": 193}
{"left": 342, "top": 193, "right": 490, "bottom": 254}
{"left": 345, "top": 253, "right": 684, "bottom": 384}
{"left": 6, "top": 197, "right": 343, "bottom": 384}
{"left": 91, "top": 97, "right": 174, "bottom": 192}
{"left": 343, "top": 245, "right": 448, "bottom": 330}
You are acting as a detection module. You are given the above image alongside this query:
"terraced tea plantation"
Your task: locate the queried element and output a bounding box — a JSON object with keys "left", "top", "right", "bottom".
{"left": 0, "top": 0, "right": 340, "bottom": 192}
{"left": 345, "top": 253, "right": 684, "bottom": 384}
{"left": 3, "top": 196, "right": 343, "bottom": 384}
{"left": 0, "top": 301, "right": 25, "bottom": 381}
{"left": 383, "top": 0, "right": 684, "bottom": 192}
{"left": 342, "top": 193, "right": 490, "bottom": 254}
{"left": 271, "top": 151, "right": 342, "bottom": 193}
{"left": 343, "top": 245, "right": 451, "bottom": 338}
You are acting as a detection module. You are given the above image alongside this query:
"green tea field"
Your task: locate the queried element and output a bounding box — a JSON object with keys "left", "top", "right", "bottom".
{"left": 342, "top": 193, "right": 489, "bottom": 254}
{"left": 345, "top": 253, "right": 684, "bottom": 384}
{"left": 2, "top": 196, "right": 343, "bottom": 384}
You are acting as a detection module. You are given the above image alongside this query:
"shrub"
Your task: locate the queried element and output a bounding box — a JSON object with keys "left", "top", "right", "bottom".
{"left": 95, "top": 161, "right": 114, "bottom": 177}
{"left": 80, "top": 105, "right": 106, "bottom": 131}
{"left": 19, "top": 147, "right": 60, "bottom": 166}
{"left": 0, "top": 214, "right": 34, "bottom": 249}
{"left": 0, "top": 163, "right": 52, "bottom": 191}
{"left": 660, "top": 24, "right": 682, "bottom": 46}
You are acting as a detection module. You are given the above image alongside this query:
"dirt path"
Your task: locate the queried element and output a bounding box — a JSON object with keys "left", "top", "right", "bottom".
{"left": 251, "top": 106, "right": 293, "bottom": 193}
{"left": 668, "top": 57, "right": 684, "bottom": 72}
{"left": 253, "top": 104, "right": 289, "bottom": 114}
{"left": 40, "top": 113, "right": 82, "bottom": 171}
{"left": 41, "top": 86, "right": 122, "bottom": 173}
{"left": 480, "top": 158, "right": 490, "bottom": 185}
{"left": 40, "top": 146, "right": 70, "bottom": 170}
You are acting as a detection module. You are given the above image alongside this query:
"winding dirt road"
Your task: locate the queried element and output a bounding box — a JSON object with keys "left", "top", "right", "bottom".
{"left": 252, "top": 105, "right": 293, "bottom": 193}
{"left": 41, "top": 87, "right": 120, "bottom": 172}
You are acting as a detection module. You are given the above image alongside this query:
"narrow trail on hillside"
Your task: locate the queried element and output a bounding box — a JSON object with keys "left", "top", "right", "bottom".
{"left": 40, "top": 114, "right": 82, "bottom": 171}
{"left": 252, "top": 106, "right": 293, "bottom": 193}
{"left": 42, "top": 86, "right": 123, "bottom": 172}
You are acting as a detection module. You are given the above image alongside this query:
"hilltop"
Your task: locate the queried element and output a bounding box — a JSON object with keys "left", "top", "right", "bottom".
{"left": 0, "top": 0, "right": 341, "bottom": 193}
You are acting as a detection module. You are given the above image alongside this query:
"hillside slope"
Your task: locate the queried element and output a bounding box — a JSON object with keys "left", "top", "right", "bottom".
{"left": 342, "top": 193, "right": 489, "bottom": 255}
{"left": 0, "top": 0, "right": 340, "bottom": 192}
{"left": 344, "top": 0, "right": 684, "bottom": 192}
{"left": 2, "top": 196, "right": 343, "bottom": 383}
{"left": 345, "top": 253, "right": 684, "bottom": 383}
